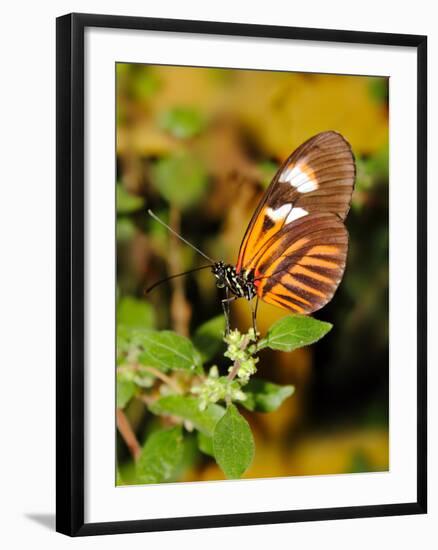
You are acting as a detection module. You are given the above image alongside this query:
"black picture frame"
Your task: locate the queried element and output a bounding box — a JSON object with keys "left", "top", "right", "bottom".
{"left": 56, "top": 12, "right": 427, "bottom": 537}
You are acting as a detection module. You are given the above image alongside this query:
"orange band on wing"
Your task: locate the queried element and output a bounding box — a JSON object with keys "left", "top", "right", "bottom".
{"left": 282, "top": 275, "right": 326, "bottom": 298}
{"left": 237, "top": 209, "right": 286, "bottom": 272}
{"left": 299, "top": 256, "right": 339, "bottom": 269}
{"left": 291, "top": 264, "right": 333, "bottom": 284}
{"left": 259, "top": 237, "right": 311, "bottom": 278}
{"left": 271, "top": 283, "right": 312, "bottom": 306}
{"left": 307, "top": 245, "right": 339, "bottom": 256}
{"left": 262, "top": 292, "right": 306, "bottom": 313}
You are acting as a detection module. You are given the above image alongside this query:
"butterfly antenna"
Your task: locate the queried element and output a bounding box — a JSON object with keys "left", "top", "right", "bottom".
{"left": 145, "top": 265, "right": 213, "bottom": 294}
{"left": 147, "top": 209, "right": 215, "bottom": 263}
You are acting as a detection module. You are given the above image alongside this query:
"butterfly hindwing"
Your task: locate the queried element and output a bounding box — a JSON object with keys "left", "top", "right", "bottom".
{"left": 236, "top": 131, "right": 355, "bottom": 314}
{"left": 253, "top": 212, "right": 348, "bottom": 313}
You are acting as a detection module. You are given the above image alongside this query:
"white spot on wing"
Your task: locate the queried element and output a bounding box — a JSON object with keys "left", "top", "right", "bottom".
{"left": 266, "top": 203, "right": 292, "bottom": 221}
{"left": 286, "top": 207, "right": 308, "bottom": 224}
{"left": 298, "top": 180, "right": 318, "bottom": 193}
{"left": 280, "top": 164, "right": 318, "bottom": 193}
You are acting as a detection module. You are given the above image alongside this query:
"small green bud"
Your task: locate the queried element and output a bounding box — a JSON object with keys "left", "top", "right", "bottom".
{"left": 224, "top": 329, "right": 242, "bottom": 346}
{"left": 159, "top": 384, "right": 173, "bottom": 396}
{"left": 184, "top": 420, "right": 194, "bottom": 431}
{"left": 232, "top": 389, "right": 247, "bottom": 402}
{"left": 209, "top": 365, "right": 219, "bottom": 378}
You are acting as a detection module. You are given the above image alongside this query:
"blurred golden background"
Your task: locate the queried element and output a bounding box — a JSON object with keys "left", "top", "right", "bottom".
{"left": 116, "top": 63, "right": 389, "bottom": 482}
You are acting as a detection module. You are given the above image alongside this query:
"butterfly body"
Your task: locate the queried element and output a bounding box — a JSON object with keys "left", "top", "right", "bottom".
{"left": 212, "top": 261, "right": 256, "bottom": 301}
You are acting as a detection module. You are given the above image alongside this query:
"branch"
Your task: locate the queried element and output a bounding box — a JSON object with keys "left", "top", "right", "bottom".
{"left": 141, "top": 365, "right": 183, "bottom": 394}
{"left": 117, "top": 363, "right": 183, "bottom": 394}
{"left": 116, "top": 408, "right": 141, "bottom": 462}
{"left": 136, "top": 393, "right": 156, "bottom": 407}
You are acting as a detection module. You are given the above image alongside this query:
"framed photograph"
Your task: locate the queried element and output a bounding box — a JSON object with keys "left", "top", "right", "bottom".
{"left": 56, "top": 13, "right": 427, "bottom": 536}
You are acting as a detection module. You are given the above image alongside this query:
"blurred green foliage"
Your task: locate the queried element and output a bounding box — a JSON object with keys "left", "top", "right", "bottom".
{"left": 193, "top": 315, "right": 226, "bottom": 362}
{"left": 242, "top": 380, "right": 295, "bottom": 413}
{"left": 117, "top": 296, "right": 155, "bottom": 329}
{"left": 115, "top": 63, "right": 389, "bottom": 483}
{"left": 116, "top": 183, "right": 145, "bottom": 214}
{"left": 151, "top": 152, "right": 208, "bottom": 210}
{"left": 159, "top": 106, "right": 206, "bottom": 139}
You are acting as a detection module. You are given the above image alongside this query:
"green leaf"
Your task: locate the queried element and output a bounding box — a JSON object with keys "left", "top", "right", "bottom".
{"left": 193, "top": 315, "right": 225, "bottom": 362}
{"left": 117, "top": 297, "right": 155, "bottom": 329}
{"left": 368, "top": 77, "right": 388, "bottom": 104}
{"left": 117, "top": 363, "right": 156, "bottom": 388}
{"left": 213, "top": 404, "right": 254, "bottom": 479}
{"left": 197, "top": 431, "right": 215, "bottom": 457}
{"left": 136, "top": 427, "right": 184, "bottom": 484}
{"left": 258, "top": 160, "right": 279, "bottom": 189}
{"left": 258, "top": 315, "right": 332, "bottom": 352}
{"left": 131, "top": 68, "right": 161, "bottom": 99}
{"left": 117, "top": 324, "right": 153, "bottom": 351}
{"left": 356, "top": 146, "right": 389, "bottom": 195}
{"left": 159, "top": 107, "right": 205, "bottom": 139}
{"left": 149, "top": 396, "right": 225, "bottom": 436}
{"left": 116, "top": 183, "right": 145, "bottom": 214}
{"left": 117, "top": 324, "right": 132, "bottom": 350}
{"left": 170, "top": 433, "right": 200, "bottom": 481}
{"left": 241, "top": 379, "right": 295, "bottom": 413}
{"left": 349, "top": 449, "right": 372, "bottom": 473}
{"left": 117, "top": 218, "right": 136, "bottom": 242}
{"left": 138, "top": 330, "right": 203, "bottom": 374}
{"left": 117, "top": 375, "right": 135, "bottom": 408}
{"left": 117, "top": 325, "right": 145, "bottom": 364}
{"left": 152, "top": 152, "right": 208, "bottom": 210}
{"left": 367, "top": 145, "right": 389, "bottom": 180}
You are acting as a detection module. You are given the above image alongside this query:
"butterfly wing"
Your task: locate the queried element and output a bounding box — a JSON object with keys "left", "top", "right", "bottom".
{"left": 236, "top": 131, "right": 355, "bottom": 314}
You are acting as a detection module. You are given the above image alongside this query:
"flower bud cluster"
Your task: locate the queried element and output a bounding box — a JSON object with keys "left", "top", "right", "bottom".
{"left": 191, "top": 328, "right": 260, "bottom": 409}
{"left": 191, "top": 366, "right": 246, "bottom": 410}
{"left": 224, "top": 328, "right": 259, "bottom": 384}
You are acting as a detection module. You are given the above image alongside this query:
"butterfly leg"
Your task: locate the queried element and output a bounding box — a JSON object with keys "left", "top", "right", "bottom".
{"left": 222, "top": 289, "right": 237, "bottom": 335}
{"left": 250, "top": 297, "right": 260, "bottom": 339}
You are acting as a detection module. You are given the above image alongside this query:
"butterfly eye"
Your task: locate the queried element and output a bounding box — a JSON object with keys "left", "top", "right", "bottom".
{"left": 214, "top": 272, "right": 225, "bottom": 287}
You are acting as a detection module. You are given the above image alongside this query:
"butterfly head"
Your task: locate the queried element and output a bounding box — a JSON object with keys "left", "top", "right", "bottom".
{"left": 211, "top": 261, "right": 227, "bottom": 288}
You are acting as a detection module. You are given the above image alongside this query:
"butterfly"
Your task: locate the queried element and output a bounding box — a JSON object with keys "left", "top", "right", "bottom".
{"left": 147, "top": 131, "right": 356, "bottom": 334}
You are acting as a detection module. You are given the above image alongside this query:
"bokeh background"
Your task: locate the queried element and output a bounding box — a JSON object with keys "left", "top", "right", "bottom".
{"left": 116, "top": 63, "right": 389, "bottom": 483}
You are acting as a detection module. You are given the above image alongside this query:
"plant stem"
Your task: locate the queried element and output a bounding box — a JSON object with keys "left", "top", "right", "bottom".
{"left": 227, "top": 360, "right": 242, "bottom": 382}
{"left": 141, "top": 365, "right": 183, "bottom": 394}
{"left": 116, "top": 408, "right": 141, "bottom": 461}
{"left": 118, "top": 363, "right": 183, "bottom": 394}
{"left": 137, "top": 393, "right": 156, "bottom": 407}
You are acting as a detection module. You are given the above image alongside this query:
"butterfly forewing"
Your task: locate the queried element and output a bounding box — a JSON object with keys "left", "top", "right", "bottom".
{"left": 236, "top": 131, "right": 355, "bottom": 314}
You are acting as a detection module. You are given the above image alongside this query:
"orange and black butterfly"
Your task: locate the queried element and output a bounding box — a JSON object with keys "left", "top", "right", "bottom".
{"left": 148, "top": 131, "right": 355, "bottom": 333}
